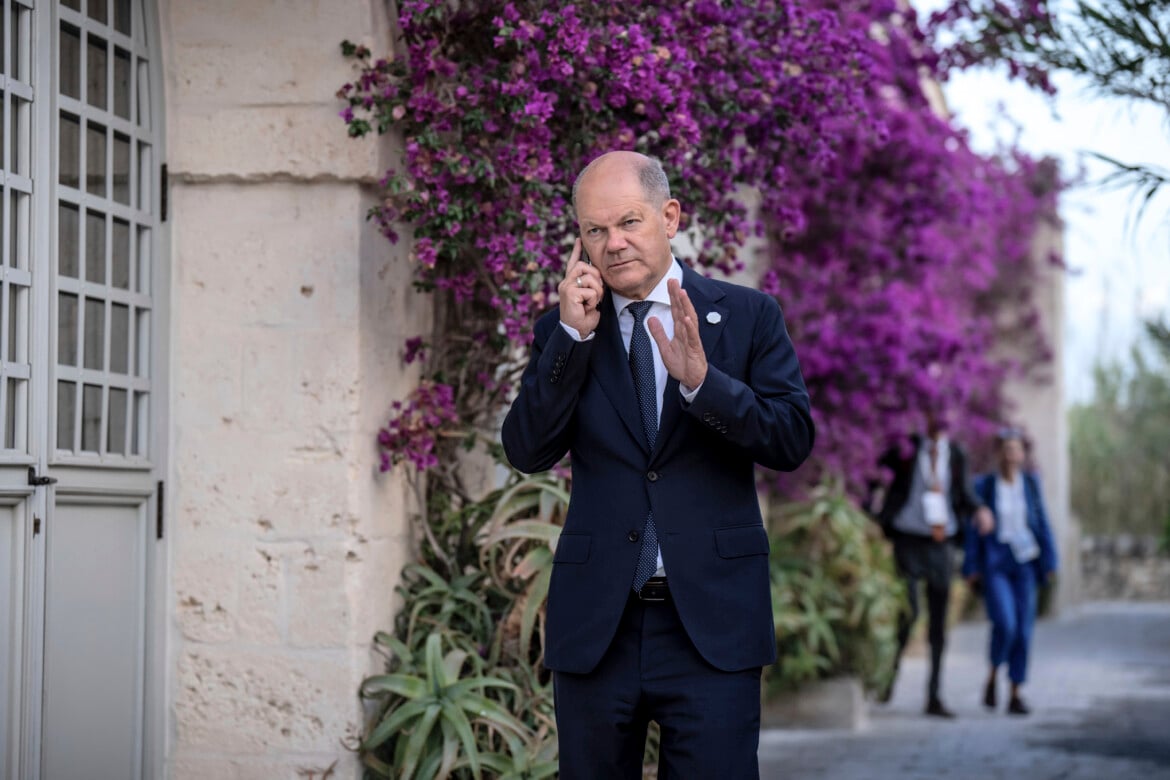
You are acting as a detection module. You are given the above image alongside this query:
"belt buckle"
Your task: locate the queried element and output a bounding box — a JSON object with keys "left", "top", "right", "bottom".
{"left": 638, "top": 577, "right": 669, "bottom": 602}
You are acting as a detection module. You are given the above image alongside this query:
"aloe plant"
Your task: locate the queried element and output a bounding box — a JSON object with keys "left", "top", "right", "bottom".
{"left": 475, "top": 731, "right": 560, "bottom": 779}
{"left": 354, "top": 472, "right": 567, "bottom": 778}
{"left": 400, "top": 564, "right": 495, "bottom": 656}
{"left": 360, "top": 632, "right": 530, "bottom": 779}
{"left": 477, "top": 475, "right": 569, "bottom": 663}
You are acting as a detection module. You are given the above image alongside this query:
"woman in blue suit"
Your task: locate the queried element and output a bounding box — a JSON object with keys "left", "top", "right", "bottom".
{"left": 964, "top": 428, "right": 1058, "bottom": 715}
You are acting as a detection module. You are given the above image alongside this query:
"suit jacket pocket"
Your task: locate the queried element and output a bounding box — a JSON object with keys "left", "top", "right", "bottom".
{"left": 714, "top": 524, "right": 770, "bottom": 558}
{"left": 553, "top": 532, "right": 591, "bottom": 564}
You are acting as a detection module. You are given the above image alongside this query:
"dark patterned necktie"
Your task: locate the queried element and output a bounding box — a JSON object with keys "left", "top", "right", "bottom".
{"left": 627, "top": 301, "right": 659, "bottom": 591}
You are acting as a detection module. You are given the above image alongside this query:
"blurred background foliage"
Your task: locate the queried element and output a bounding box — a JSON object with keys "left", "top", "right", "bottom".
{"left": 1069, "top": 317, "right": 1170, "bottom": 542}
{"left": 768, "top": 481, "right": 905, "bottom": 698}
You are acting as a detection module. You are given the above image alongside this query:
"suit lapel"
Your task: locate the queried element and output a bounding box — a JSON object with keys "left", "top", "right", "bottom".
{"left": 592, "top": 292, "right": 650, "bottom": 454}
{"left": 686, "top": 266, "right": 730, "bottom": 361}
{"left": 651, "top": 264, "right": 728, "bottom": 462}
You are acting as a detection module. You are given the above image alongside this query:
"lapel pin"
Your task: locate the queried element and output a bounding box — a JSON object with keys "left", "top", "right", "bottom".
{"left": 706, "top": 311, "right": 722, "bottom": 325}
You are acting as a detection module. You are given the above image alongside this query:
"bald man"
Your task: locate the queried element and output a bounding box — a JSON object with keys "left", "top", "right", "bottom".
{"left": 502, "top": 152, "right": 814, "bottom": 777}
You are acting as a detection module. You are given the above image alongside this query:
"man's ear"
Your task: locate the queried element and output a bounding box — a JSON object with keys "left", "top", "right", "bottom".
{"left": 662, "top": 198, "right": 681, "bottom": 238}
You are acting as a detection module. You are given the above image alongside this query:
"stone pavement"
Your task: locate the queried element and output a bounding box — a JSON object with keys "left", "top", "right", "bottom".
{"left": 758, "top": 601, "right": 1170, "bottom": 779}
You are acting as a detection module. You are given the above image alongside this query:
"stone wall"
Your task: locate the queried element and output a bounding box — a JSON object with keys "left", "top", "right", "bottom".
{"left": 159, "top": 2, "right": 424, "bottom": 777}
{"left": 1081, "top": 535, "right": 1170, "bottom": 601}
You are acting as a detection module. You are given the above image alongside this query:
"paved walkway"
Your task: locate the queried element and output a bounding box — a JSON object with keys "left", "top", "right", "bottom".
{"left": 759, "top": 601, "right": 1170, "bottom": 779}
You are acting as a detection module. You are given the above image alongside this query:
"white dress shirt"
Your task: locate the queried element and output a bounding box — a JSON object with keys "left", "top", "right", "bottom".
{"left": 918, "top": 436, "right": 950, "bottom": 494}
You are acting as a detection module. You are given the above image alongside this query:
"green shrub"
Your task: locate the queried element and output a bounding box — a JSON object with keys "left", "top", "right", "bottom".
{"left": 360, "top": 632, "right": 528, "bottom": 778}
{"left": 767, "top": 480, "right": 905, "bottom": 697}
{"left": 356, "top": 474, "right": 566, "bottom": 778}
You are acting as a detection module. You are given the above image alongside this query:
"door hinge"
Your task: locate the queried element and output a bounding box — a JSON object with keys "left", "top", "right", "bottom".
{"left": 33, "top": 515, "right": 41, "bottom": 536}
{"left": 28, "top": 467, "right": 58, "bottom": 486}
{"left": 160, "top": 163, "right": 168, "bottom": 222}
{"left": 156, "top": 480, "right": 164, "bottom": 539}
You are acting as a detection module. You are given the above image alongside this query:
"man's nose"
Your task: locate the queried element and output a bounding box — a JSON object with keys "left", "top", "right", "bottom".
{"left": 605, "top": 232, "right": 628, "bottom": 254}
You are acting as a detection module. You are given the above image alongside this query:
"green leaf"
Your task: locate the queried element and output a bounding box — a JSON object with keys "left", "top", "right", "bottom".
{"left": 361, "top": 750, "right": 396, "bottom": 778}
{"left": 445, "top": 676, "right": 518, "bottom": 700}
{"left": 486, "top": 492, "right": 542, "bottom": 531}
{"left": 437, "top": 716, "right": 461, "bottom": 779}
{"left": 475, "top": 753, "right": 517, "bottom": 774}
{"left": 538, "top": 483, "right": 570, "bottom": 522}
{"left": 361, "top": 697, "right": 433, "bottom": 751}
{"left": 512, "top": 544, "right": 553, "bottom": 579}
{"left": 442, "top": 649, "right": 469, "bottom": 684}
{"left": 361, "top": 673, "right": 426, "bottom": 699}
{"left": 373, "top": 631, "right": 411, "bottom": 660}
{"left": 441, "top": 699, "right": 483, "bottom": 779}
{"left": 406, "top": 563, "right": 450, "bottom": 590}
{"left": 424, "top": 633, "right": 446, "bottom": 693}
{"left": 399, "top": 703, "right": 441, "bottom": 780}
{"left": 482, "top": 520, "right": 562, "bottom": 547}
{"left": 458, "top": 692, "right": 529, "bottom": 735}
{"left": 519, "top": 566, "right": 552, "bottom": 657}
{"left": 416, "top": 748, "right": 444, "bottom": 780}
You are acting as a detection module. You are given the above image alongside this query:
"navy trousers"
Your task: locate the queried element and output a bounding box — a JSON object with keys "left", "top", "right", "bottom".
{"left": 984, "top": 559, "right": 1038, "bottom": 684}
{"left": 552, "top": 592, "right": 763, "bottom": 779}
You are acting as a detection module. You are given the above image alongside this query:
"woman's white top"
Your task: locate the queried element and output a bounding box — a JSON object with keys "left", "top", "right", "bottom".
{"left": 995, "top": 474, "right": 1040, "bottom": 563}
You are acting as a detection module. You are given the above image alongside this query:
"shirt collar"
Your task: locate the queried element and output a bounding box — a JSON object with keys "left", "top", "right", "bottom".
{"left": 612, "top": 257, "right": 683, "bottom": 317}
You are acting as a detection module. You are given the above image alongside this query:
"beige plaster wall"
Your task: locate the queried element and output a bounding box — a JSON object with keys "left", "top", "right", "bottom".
{"left": 158, "top": 1, "right": 423, "bottom": 776}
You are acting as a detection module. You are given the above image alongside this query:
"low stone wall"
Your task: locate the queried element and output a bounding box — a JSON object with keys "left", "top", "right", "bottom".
{"left": 762, "top": 677, "right": 869, "bottom": 731}
{"left": 1081, "top": 535, "right": 1170, "bottom": 601}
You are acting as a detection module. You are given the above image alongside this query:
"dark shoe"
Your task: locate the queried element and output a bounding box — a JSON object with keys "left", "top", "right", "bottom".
{"left": 1007, "top": 696, "right": 1031, "bottom": 716}
{"left": 983, "top": 678, "right": 997, "bottom": 709}
{"left": 925, "top": 699, "right": 956, "bottom": 719}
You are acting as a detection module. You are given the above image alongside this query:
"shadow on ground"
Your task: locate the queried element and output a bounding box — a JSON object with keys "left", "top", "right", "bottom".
{"left": 1033, "top": 695, "right": 1170, "bottom": 767}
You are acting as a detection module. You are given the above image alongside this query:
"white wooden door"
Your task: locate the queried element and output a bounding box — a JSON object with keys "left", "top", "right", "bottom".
{"left": 0, "top": 1, "right": 165, "bottom": 777}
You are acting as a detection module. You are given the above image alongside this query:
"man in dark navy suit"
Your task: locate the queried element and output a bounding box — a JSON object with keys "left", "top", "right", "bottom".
{"left": 502, "top": 151, "right": 814, "bottom": 778}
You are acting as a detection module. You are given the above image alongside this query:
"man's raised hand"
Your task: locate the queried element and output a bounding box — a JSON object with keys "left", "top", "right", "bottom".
{"left": 648, "top": 279, "right": 708, "bottom": 392}
{"left": 558, "top": 239, "right": 604, "bottom": 338}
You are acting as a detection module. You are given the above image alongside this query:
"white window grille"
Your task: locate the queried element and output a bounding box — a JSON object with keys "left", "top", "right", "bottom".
{"left": 52, "top": 0, "right": 157, "bottom": 463}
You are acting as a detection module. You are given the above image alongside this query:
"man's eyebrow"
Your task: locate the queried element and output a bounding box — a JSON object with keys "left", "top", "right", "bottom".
{"left": 587, "top": 210, "right": 642, "bottom": 226}
{"left": 580, "top": 209, "right": 645, "bottom": 229}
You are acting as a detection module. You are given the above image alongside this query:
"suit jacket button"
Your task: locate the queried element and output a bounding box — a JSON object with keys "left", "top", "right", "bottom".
{"left": 627, "top": 530, "right": 640, "bottom": 542}
{"left": 647, "top": 470, "right": 659, "bottom": 482}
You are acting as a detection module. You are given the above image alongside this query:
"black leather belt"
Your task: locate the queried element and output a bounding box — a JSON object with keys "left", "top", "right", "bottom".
{"left": 636, "top": 576, "right": 670, "bottom": 602}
